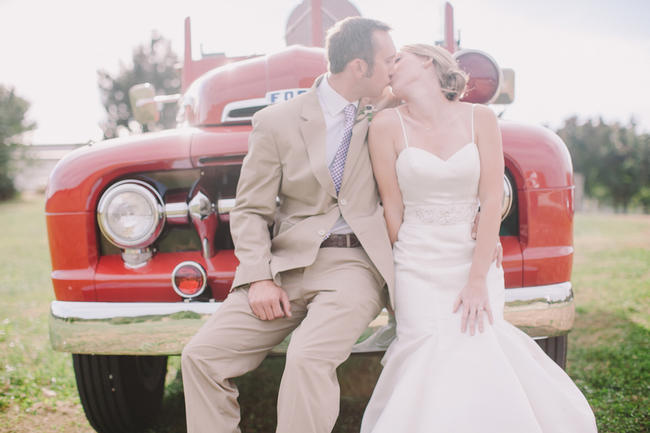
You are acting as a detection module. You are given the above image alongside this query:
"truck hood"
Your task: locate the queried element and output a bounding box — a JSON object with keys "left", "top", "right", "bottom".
{"left": 46, "top": 129, "right": 194, "bottom": 213}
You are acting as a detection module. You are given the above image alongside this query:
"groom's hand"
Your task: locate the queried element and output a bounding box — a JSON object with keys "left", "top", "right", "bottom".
{"left": 362, "top": 86, "right": 400, "bottom": 113}
{"left": 471, "top": 211, "right": 480, "bottom": 240}
{"left": 248, "top": 280, "right": 292, "bottom": 321}
{"left": 493, "top": 242, "right": 503, "bottom": 269}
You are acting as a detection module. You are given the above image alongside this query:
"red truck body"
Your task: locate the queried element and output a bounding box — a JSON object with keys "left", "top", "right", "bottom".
{"left": 46, "top": 45, "right": 574, "bottom": 301}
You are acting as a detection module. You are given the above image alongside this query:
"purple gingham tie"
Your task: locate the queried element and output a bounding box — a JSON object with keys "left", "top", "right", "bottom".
{"left": 330, "top": 103, "right": 356, "bottom": 194}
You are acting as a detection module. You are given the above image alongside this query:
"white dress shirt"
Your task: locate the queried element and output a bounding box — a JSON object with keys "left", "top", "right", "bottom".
{"left": 317, "top": 75, "right": 358, "bottom": 235}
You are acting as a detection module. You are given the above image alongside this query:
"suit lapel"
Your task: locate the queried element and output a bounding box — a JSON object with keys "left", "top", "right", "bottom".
{"left": 299, "top": 88, "right": 337, "bottom": 198}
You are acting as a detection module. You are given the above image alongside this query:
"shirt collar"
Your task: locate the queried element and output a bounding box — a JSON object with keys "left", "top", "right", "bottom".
{"left": 318, "top": 74, "right": 359, "bottom": 117}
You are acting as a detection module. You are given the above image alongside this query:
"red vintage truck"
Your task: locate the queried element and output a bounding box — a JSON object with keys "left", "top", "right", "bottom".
{"left": 46, "top": 2, "right": 575, "bottom": 432}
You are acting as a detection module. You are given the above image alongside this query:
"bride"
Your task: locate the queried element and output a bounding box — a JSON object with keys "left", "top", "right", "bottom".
{"left": 360, "top": 44, "right": 597, "bottom": 433}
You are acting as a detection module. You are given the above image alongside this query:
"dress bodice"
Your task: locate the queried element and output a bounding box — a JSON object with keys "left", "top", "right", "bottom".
{"left": 396, "top": 144, "right": 480, "bottom": 205}
{"left": 394, "top": 107, "right": 480, "bottom": 226}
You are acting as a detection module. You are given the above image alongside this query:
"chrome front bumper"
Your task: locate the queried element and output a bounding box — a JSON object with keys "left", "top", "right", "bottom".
{"left": 49, "top": 282, "right": 575, "bottom": 356}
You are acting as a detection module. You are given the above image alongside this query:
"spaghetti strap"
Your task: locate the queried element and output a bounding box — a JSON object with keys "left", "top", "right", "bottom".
{"left": 471, "top": 104, "right": 475, "bottom": 143}
{"left": 395, "top": 107, "right": 409, "bottom": 148}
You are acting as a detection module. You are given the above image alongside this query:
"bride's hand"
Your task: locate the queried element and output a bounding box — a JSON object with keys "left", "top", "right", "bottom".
{"left": 452, "top": 280, "right": 494, "bottom": 336}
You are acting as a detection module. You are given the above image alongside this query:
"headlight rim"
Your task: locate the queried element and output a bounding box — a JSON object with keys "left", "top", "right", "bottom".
{"left": 97, "top": 179, "right": 165, "bottom": 249}
{"left": 501, "top": 174, "right": 514, "bottom": 221}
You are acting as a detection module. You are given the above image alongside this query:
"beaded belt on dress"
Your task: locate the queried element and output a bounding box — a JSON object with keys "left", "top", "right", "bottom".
{"left": 406, "top": 202, "right": 479, "bottom": 225}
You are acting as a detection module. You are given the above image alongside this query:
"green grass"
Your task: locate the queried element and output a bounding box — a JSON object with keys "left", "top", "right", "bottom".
{"left": 568, "top": 213, "right": 650, "bottom": 432}
{"left": 0, "top": 196, "right": 87, "bottom": 432}
{"left": 0, "top": 195, "right": 648, "bottom": 432}
{"left": 0, "top": 198, "right": 79, "bottom": 407}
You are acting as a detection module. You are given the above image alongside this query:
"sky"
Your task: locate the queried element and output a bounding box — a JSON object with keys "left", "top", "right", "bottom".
{"left": 1, "top": 0, "right": 649, "bottom": 144}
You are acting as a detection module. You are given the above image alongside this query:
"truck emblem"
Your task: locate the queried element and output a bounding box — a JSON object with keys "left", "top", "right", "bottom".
{"left": 266, "top": 88, "right": 308, "bottom": 104}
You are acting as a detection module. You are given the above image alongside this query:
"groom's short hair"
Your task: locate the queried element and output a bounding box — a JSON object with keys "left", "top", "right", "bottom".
{"left": 326, "top": 17, "right": 391, "bottom": 75}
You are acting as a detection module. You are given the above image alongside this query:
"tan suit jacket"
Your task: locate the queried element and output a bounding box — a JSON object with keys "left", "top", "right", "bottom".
{"left": 230, "top": 79, "right": 395, "bottom": 307}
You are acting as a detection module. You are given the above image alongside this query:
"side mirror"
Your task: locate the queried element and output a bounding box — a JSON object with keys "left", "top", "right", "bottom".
{"left": 494, "top": 68, "right": 515, "bottom": 105}
{"left": 129, "top": 83, "right": 160, "bottom": 124}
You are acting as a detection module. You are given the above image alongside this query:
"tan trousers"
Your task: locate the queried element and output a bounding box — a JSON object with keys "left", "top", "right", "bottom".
{"left": 181, "top": 247, "right": 385, "bottom": 433}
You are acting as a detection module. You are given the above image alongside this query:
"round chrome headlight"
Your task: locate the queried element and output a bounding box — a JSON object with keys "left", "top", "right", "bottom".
{"left": 501, "top": 175, "right": 514, "bottom": 221}
{"left": 97, "top": 180, "right": 165, "bottom": 248}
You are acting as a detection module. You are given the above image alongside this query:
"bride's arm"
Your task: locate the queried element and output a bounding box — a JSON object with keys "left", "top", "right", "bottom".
{"left": 368, "top": 110, "right": 403, "bottom": 245}
{"left": 471, "top": 106, "right": 504, "bottom": 283}
{"left": 453, "top": 105, "right": 504, "bottom": 335}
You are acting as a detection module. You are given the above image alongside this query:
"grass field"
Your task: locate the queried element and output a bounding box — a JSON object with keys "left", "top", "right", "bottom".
{"left": 0, "top": 195, "right": 648, "bottom": 432}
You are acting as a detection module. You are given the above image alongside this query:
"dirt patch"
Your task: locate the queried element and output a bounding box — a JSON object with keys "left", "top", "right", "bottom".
{"left": 0, "top": 401, "right": 92, "bottom": 433}
{"left": 571, "top": 310, "right": 629, "bottom": 347}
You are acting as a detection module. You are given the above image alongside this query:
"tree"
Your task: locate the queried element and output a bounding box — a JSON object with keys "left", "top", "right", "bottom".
{"left": 631, "top": 134, "right": 650, "bottom": 213}
{"left": 600, "top": 121, "right": 641, "bottom": 212}
{"left": 557, "top": 117, "right": 650, "bottom": 213}
{"left": 0, "top": 85, "right": 35, "bottom": 200}
{"left": 97, "top": 32, "right": 180, "bottom": 139}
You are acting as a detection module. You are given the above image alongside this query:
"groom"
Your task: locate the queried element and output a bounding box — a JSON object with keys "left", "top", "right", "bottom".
{"left": 181, "top": 17, "right": 397, "bottom": 433}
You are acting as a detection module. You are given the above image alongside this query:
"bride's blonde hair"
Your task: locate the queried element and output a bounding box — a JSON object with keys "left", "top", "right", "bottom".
{"left": 401, "top": 44, "right": 468, "bottom": 101}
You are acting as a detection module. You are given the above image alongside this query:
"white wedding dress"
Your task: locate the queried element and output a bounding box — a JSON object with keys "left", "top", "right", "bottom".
{"left": 360, "top": 107, "right": 597, "bottom": 433}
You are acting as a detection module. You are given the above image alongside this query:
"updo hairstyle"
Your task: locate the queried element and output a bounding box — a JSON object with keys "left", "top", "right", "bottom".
{"left": 401, "top": 44, "right": 468, "bottom": 101}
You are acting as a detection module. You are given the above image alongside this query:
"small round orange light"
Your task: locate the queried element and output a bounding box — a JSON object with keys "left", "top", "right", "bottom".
{"left": 171, "top": 262, "right": 207, "bottom": 298}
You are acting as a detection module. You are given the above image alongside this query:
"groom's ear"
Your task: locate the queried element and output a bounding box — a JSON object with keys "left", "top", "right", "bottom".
{"left": 349, "top": 58, "right": 369, "bottom": 79}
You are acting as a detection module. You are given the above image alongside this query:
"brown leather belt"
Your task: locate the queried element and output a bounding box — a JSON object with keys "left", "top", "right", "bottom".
{"left": 320, "top": 233, "right": 361, "bottom": 248}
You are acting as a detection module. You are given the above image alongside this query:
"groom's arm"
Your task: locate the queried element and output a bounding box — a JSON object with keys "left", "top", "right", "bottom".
{"left": 230, "top": 110, "right": 282, "bottom": 289}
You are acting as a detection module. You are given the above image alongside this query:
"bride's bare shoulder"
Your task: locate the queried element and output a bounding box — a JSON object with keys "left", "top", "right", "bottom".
{"left": 370, "top": 107, "right": 400, "bottom": 130}
{"left": 369, "top": 108, "right": 400, "bottom": 141}
{"left": 472, "top": 104, "right": 498, "bottom": 126}
{"left": 471, "top": 105, "right": 501, "bottom": 154}
{"left": 368, "top": 108, "right": 401, "bottom": 155}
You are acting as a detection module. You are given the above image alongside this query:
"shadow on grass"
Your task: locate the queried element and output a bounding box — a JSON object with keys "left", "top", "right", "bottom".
{"left": 146, "top": 354, "right": 383, "bottom": 433}
{"left": 568, "top": 311, "right": 649, "bottom": 433}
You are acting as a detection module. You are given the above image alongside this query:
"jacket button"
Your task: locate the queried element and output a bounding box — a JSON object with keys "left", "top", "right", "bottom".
{"left": 340, "top": 198, "right": 347, "bottom": 206}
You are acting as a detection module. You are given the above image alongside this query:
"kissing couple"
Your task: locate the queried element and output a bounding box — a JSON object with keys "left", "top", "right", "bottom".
{"left": 181, "top": 16, "right": 598, "bottom": 433}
